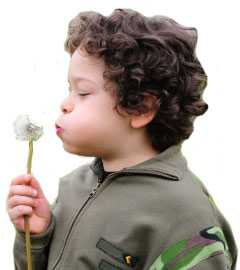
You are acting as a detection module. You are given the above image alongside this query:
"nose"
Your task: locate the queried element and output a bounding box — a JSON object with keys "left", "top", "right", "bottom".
{"left": 60, "top": 97, "right": 74, "bottom": 114}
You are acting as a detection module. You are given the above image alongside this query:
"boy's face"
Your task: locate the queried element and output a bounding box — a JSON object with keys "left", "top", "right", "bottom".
{"left": 56, "top": 47, "right": 132, "bottom": 158}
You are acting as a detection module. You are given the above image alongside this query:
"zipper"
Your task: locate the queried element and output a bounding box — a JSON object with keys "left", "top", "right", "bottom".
{"left": 51, "top": 176, "right": 108, "bottom": 270}
{"left": 89, "top": 178, "right": 103, "bottom": 198}
{"left": 50, "top": 168, "right": 179, "bottom": 269}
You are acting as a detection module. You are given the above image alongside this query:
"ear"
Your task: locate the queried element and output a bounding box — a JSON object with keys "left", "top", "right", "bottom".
{"left": 130, "top": 93, "right": 160, "bottom": 129}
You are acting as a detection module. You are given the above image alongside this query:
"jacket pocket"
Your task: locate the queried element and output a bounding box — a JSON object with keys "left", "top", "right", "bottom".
{"left": 96, "top": 237, "right": 139, "bottom": 268}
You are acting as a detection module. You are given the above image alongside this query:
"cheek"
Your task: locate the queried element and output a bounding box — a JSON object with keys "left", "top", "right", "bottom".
{"left": 69, "top": 95, "right": 129, "bottom": 135}
{"left": 67, "top": 106, "right": 103, "bottom": 133}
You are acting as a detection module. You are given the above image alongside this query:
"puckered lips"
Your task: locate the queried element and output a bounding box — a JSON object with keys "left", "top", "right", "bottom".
{"left": 55, "top": 123, "right": 62, "bottom": 135}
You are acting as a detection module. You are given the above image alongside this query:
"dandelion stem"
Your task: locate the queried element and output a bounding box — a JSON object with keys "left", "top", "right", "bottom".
{"left": 25, "top": 137, "right": 33, "bottom": 270}
{"left": 27, "top": 138, "right": 33, "bottom": 174}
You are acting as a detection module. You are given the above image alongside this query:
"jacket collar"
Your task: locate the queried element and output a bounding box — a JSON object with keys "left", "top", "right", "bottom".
{"left": 90, "top": 143, "right": 187, "bottom": 181}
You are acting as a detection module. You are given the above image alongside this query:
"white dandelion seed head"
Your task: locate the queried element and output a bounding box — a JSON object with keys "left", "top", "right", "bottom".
{"left": 13, "top": 114, "right": 44, "bottom": 141}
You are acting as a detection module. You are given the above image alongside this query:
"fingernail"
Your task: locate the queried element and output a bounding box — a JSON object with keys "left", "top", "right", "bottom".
{"left": 33, "top": 190, "right": 37, "bottom": 196}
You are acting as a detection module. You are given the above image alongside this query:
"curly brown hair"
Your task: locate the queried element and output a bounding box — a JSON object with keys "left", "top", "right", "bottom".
{"left": 64, "top": 8, "right": 208, "bottom": 152}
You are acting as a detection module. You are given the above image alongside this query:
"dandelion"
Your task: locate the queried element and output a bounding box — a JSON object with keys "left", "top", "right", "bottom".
{"left": 13, "top": 114, "right": 44, "bottom": 270}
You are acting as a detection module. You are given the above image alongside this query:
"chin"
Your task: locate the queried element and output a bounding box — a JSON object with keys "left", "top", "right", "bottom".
{"left": 62, "top": 143, "right": 94, "bottom": 157}
{"left": 62, "top": 143, "right": 77, "bottom": 154}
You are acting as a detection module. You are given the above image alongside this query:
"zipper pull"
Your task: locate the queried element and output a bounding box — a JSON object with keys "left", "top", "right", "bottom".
{"left": 89, "top": 180, "right": 102, "bottom": 198}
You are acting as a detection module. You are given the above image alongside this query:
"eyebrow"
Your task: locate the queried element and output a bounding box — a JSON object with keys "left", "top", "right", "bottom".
{"left": 68, "top": 76, "right": 97, "bottom": 86}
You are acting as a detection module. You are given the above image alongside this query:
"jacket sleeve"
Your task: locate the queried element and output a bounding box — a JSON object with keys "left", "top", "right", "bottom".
{"left": 13, "top": 201, "right": 57, "bottom": 270}
{"left": 146, "top": 224, "right": 235, "bottom": 270}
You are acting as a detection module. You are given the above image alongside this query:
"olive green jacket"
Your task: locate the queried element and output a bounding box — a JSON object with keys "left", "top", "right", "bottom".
{"left": 13, "top": 143, "right": 238, "bottom": 269}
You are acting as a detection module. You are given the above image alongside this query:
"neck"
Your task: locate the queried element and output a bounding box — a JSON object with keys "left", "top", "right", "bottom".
{"left": 101, "top": 146, "right": 160, "bottom": 172}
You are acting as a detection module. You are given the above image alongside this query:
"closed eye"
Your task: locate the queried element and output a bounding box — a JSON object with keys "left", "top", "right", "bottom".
{"left": 68, "top": 87, "right": 90, "bottom": 97}
{"left": 78, "top": 93, "right": 90, "bottom": 96}
{"left": 68, "top": 86, "right": 89, "bottom": 95}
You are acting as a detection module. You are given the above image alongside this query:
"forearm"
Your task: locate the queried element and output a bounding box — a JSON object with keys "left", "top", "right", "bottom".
{"left": 13, "top": 213, "right": 56, "bottom": 270}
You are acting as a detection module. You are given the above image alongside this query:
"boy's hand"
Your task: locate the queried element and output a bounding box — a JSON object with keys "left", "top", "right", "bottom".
{"left": 6, "top": 174, "right": 51, "bottom": 235}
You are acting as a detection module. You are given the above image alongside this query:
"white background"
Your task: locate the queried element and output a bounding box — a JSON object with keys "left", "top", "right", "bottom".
{"left": 0, "top": 0, "right": 239, "bottom": 268}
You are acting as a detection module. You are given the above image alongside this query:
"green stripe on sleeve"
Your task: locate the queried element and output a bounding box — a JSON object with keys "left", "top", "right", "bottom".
{"left": 171, "top": 241, "right": 224, "bottom": 270}
{"left": 149, "top": 240, "right": 187, "bottom": 270}
{"left": 148, "top": 226, "right": 232, "bottom": 270}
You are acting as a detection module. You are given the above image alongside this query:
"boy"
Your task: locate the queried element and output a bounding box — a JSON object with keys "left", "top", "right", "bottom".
{"left": 7, "top": 8, "right": 238, "bottom": 270}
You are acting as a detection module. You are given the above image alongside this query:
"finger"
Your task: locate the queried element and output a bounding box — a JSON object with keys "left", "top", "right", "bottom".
{"left": 11, "top": 174, "right": 45, "bottom": 199}
{"left": 7, "top": 195, "right": 37, "bottom": 209}
{"left": 8, "top": 205, "right": 33, "bottom": 221}
{"left": 8, "top": 185, "right": 38, "bottom": 198}
{"left": 10, "top": 174, "right": 32, "bottom": 186}
{"left": 10, "top": 174, "right": 45, "bottom": 199}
